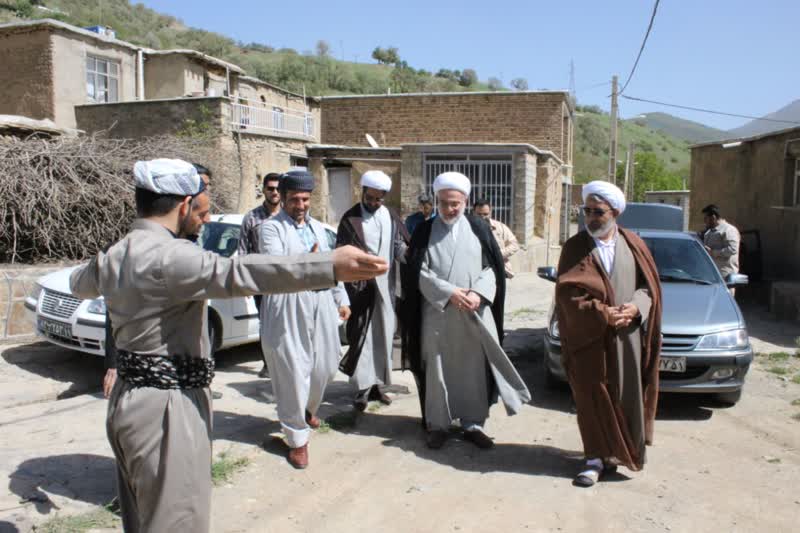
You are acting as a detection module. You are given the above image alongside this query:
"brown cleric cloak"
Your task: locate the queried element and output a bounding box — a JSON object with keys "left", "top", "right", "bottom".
{"left": 555, "top": 227, "right": 662, "bottom": 471}
{"left": 336, "top": 204, "right": 409, "bottom": 376}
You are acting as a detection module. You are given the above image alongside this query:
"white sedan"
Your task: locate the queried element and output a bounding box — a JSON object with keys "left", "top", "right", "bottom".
{"left": 24, "top": 214, "right": 340, "bottom": 357}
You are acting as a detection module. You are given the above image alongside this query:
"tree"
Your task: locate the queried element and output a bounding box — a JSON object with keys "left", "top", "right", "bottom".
{"left": 620, "top": 151, "right": 683, "bottom": 201}
{"left": 511, "top": 77, "right": 529, "bottom": 91}
{"left": 315, "top": 40, "right": 330, "bottom": 57}
{"left": 372, "top": 46, "right": 400, "bottom": 65}
{"left": 488, "top": 77, "right": 503, "bottom": 91}
{"left": 459, "top": 68, "right": 478, "bottom": 87}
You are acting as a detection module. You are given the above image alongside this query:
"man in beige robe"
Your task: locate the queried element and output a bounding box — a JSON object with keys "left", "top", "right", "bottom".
{"left": 70, "top": 159, "right": 387, "bottom": 532}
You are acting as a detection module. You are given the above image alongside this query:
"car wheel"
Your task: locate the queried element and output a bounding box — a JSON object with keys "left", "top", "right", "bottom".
{"left": 208, "top": 311, "right": 221, "bottom": 358}
{"left": 715, "top": 388, "right": 742, "bottom": 406}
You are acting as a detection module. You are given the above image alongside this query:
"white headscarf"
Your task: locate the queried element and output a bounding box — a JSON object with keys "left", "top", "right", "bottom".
{"left": 582, "top": 180, "right": 626, "bottom": 214}
{"left": 433, "top": 171, "right": 471, "bottom": 197}
{"left": 360, "top": 170, "right": 392, "bottom": 191}
{"left": 133, "top": 159, "right": 202, "bottom": 196}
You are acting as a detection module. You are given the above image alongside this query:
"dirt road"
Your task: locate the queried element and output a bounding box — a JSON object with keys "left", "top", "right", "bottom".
{"left": 1, "top": 274, "right": 800, "bottom": 532}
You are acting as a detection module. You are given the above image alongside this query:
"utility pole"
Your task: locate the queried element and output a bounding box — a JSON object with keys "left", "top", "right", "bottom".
{"left": 629, "top": 143, "right": 636, "bottom": 200}
{"left": 608, "top": 75, "right": 619, "bottom": 184}
{"left": 623, "top": 142, "right": 635, "bottom": 199}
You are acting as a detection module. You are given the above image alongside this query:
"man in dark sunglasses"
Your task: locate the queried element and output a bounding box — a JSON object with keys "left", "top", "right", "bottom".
{"left": 239, "top": 172, "right": 283, "bottom": 377}
{"left": 555, "top": 180, "right": 663, "bottom": 488}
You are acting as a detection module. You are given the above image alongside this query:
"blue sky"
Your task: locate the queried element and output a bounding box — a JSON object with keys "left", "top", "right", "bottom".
{"left": 139, "top": 0, "right": 797, "bottom": 131}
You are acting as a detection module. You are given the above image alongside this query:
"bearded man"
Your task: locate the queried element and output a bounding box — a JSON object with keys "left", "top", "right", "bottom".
{"left": 401, "top": 172, "right": 531, "bottom": 450}
{"left": 555, "top": 180, "right": 663, "bottom": 487}
{"left": 336, "top": 171, "right": 409, "bottom": 411}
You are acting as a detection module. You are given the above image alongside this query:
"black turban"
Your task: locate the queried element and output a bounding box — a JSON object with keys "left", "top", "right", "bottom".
{"left": 279, "top": 170, "right": 315, "bottom": 193}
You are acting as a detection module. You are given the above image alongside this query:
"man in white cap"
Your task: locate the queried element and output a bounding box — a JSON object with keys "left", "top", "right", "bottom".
{"left": 336, "top": 170, "right": 410, "bottom": 411}
{"left": 401, "top": 172, "right": 531, "bottom": 449}
{"left": 259, "top": 170, "right": 351, "bottom": 469}
{"left": 69, "top": 160, "right": 387, "bottom": 531}
{"left": 555, "top": 180, "right": 663, "bottom": 487}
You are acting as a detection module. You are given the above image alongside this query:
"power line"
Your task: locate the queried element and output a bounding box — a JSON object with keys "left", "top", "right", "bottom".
{"left": 621, "top": 94, "right": 800, "bottom": 125}
{"left": 577, "top": 80, "right": 611, "bottom": 92}
{"left": 619, "top": 0, "right": 660, "bottom": 96}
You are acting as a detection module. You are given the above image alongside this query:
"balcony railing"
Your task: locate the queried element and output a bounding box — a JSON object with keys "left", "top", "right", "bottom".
{"left": 229, "top": 100, "right": 316, "bottom": 139}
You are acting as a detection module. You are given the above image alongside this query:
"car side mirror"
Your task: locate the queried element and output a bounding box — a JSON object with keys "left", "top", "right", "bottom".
{"left": 537, "top": 266, "right": 558, "bottom": 283}
{"left": 725, "top": 273, "right": 749, "bottom": 287}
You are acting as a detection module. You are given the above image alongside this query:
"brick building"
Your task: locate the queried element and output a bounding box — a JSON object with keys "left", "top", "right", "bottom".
{"left": 690, "top": 127, "right": 800, "bottom": 280}
{"left": 311, "top": 91, "right": 574, "bottom": 269}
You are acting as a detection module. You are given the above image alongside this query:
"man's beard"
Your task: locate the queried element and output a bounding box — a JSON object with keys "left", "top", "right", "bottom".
{"left": 362, "top": 201, "right": 379, "bottom": 214}
{"left": 587, "top": 219, "right": 616, "bottom": 238}
{"left": 265, "top": 196, "right": 280, "bottom": 207}
{"left": 178, "top": 210, "right": 195, "bottom": 240}
{"left": 441, "top": 211, "right": 463, "bottom": 225}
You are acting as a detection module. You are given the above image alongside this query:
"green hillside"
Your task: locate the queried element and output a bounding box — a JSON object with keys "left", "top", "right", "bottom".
{"left": 630, "top": 112, "right": 726, "bottom": 144}
{"left": 574, "top": 105, "right": 690, "bottom": 187}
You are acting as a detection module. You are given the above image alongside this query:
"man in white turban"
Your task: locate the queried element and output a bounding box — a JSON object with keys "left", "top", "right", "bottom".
{"left": 337, "top": 171, "right": 410, "bottom": 410}
{"left": 401, "top": 172, "right": 531, "bottom": 450}
{"left": 554, "top": 179, "right": 663, "bottom": 487}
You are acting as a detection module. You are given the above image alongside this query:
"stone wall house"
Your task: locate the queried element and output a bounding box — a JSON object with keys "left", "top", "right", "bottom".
{"left": 0, "top": 19, "right": 141, "bottom": 129}
{"left": 690, "top": 127, "right": 800, "bottom": 280}
{"left": 0, "top": 19, "right": 319, "bottom": 211}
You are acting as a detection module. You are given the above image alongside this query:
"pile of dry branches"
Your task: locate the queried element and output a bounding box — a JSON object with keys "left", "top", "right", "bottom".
{"left": 0, "top": 133, "right": 239, "bottom": 264}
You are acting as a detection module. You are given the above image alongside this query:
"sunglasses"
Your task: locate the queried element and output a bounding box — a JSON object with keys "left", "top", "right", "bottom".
{"left": 265, "top": 186, "right": 279, "bottom": 192}
{"left": 581, "top": 206, "right": 611, "bottom": 216}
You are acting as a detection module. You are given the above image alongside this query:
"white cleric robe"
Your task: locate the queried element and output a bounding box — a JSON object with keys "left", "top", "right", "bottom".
{"left": 352, "top": 204, "right": 395, "bottom": 390}
{"left": 419, "top": 216, "right": 531, "bottom": 431}
{"left": 259, "top": 210, "right": 350, "bottom": 448}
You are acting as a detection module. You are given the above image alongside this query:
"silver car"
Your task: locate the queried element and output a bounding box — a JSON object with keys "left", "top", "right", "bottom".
{"left": 539, "top": 229, "right": 752, "bottom": 406}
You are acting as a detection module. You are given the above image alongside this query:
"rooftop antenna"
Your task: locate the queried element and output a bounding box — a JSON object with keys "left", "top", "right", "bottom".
{"left": 365, "top": 133, "right": 379, "bottom": 148}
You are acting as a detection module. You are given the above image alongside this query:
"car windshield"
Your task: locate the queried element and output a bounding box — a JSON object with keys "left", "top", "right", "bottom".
{"left": 198, "top": 222, "right": 240, "bottom": 258}
{"left": 642, "top": 236, "right": 721, "bottom": 285}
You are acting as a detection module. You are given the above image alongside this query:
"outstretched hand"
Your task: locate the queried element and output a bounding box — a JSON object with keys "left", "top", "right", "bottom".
{"left": 332, "top": 245, "right": 389, "bottom": 282}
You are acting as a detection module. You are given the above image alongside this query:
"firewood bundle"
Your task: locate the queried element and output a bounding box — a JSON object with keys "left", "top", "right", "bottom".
{"left": 0, "top": 133, "right": 237, "bottom": 264}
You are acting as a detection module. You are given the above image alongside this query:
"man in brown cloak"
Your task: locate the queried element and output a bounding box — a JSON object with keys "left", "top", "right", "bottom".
{"left": 555, "top": 180, "right": 662, "bottom": 487}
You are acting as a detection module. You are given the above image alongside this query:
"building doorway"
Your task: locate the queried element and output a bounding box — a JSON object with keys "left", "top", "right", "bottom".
{"left": 328, "top": 167, "right": 352, "bottom": 222}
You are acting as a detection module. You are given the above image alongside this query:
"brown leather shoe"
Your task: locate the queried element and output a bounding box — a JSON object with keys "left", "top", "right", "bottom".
{"left": 305, "top": 410, "right": 321, "bottom": 429}
{"left": 426, "top": 430, "right": 448, "bottom": 449}
{"left": 463, "top": 429, "right": 494, "bottom": 449}
{"left": 287, "top": 444, "right": 308, "bottom": 469}
{"left": 368, "top": 385, "right": 392, "bottom": 405}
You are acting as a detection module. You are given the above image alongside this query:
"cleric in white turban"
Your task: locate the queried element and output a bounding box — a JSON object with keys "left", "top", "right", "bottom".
{"left": 433, "top": 171, "right": 472, "bottom": 197}
{"left": 582, "top": 180, "right": 626, "bottom": 215}
{"left": 360, "top": 170, "right": 392, "bottom": 192}
{"left": 400, "top": 171, "right": 530, "bottom": 450}
{"left": 336, "top": 170, "right": 410, "bottom": 411}
{"left": 555, "top": 178, "right": 663, "bottom": 487}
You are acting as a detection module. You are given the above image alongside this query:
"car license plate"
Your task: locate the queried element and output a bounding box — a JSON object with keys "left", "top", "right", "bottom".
{"left": 38, "top": 317, "right": 72, "bottom": 339}
{"left": 659, "top": 356, "right": 687, "bottom": 373}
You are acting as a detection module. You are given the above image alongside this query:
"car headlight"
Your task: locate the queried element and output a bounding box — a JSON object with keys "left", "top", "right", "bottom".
{"left": 28, "top": 283, "right": 43, "bottom": 302}
{"left": 695, "top": 329, "right": 749, "bottom": 351}
{"left": 86, "top": 298, "right": 107, "bottom": 315}
{"left": 549, "top": 317, "right": 560, "bottom": 339}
